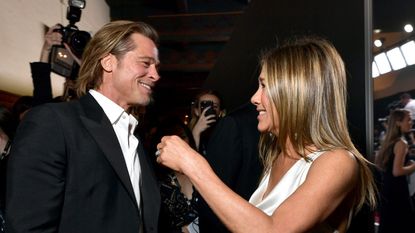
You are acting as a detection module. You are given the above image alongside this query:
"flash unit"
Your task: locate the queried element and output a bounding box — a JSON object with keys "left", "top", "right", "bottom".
{"left": 68, "top": 0, "right": 86, "bottom": 9}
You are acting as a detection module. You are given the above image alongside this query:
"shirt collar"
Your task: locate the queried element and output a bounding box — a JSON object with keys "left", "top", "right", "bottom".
{"left": 89, "top": 89, "right": 125, "bottom": 125}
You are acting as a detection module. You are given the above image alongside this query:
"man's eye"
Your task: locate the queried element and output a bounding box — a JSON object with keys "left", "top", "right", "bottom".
{"left": 141, "top": 61, "right": 150, "bottom": 67}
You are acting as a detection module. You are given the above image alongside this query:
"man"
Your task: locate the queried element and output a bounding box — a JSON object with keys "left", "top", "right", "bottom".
{"left": 6, "top": 21, "right": 161, "bottom": 233}
{"left": 400, "top": 92, "right": 415, "bottom": 145}
{"left": 197, "top": 102, "right": 263, "bottom": 233}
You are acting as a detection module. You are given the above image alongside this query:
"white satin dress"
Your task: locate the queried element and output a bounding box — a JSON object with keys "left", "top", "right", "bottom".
{"left": 249, "top": 151, "right": 341, "bottom": 233}
{"left": 249, "top": 151, "right": 324, "bottom": 214}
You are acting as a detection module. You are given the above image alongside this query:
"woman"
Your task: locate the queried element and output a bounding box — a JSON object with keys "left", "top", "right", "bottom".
{"left": 156, "top": 37, "right": 377, "bottom": 232}
{"left": 188, "top": 89, "right": 224, "bottom": 156}
{"left": 376, "top": 109, "right": 415, "bottom": 233}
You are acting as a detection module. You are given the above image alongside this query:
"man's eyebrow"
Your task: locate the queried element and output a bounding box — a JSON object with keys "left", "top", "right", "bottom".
{"left": 138, "top": 56, "right": 160, "bottom": 64}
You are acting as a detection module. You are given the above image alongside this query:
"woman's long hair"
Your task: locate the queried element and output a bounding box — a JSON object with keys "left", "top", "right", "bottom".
{"left": 258, "top": 36, "right": 377, "bottom": 211}
{"left": 375, "top": 109, "right": 410, "bottom": 170}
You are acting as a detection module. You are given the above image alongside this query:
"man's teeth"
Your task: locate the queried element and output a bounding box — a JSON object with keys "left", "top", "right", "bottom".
{"left": 259, "top": 111, "right": 266, "bottom": 115}
{"left": 139, "top": 82, "right": 151, "bottom": 90}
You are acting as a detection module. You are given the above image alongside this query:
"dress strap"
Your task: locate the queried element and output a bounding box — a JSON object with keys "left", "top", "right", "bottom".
{"left": 305, "top": 150, "right": 325, "bottom": 162}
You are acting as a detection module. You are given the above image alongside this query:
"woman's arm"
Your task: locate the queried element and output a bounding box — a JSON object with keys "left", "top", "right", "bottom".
{"left": 157, "top": 136, "right": 358, "bottom": 233}
{"left": 392, "top": 139, "right": 415, "bottom": 176}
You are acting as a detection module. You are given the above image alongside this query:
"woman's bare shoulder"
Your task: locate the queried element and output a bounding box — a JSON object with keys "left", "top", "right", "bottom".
{"left": 308, "top": 149, "right": 358, "bottom": 184}
{"left": 315, "top": 149, "right": 357, "bottom": 167}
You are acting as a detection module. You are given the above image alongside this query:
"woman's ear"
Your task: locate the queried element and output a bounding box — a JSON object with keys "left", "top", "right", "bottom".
{"left": 101, "top": 54, "right": 115, "bottom": 72}
{"left": 396, "top": 120, "right": 402, "bottom": 129}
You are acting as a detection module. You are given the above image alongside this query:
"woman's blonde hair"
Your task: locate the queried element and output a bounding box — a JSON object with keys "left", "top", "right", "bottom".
{"left": 258, "top": 36, "right": 377, "bottom": 211}
{"left": 75, "top": 20, "right": 159, "bottom": 97}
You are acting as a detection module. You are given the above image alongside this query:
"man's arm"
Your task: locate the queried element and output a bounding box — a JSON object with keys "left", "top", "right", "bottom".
{"left": 6, "top": 105, "right": 66, "bottom": 233}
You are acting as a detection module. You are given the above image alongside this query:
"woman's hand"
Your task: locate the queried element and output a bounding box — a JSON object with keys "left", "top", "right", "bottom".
{"left": 194, "top": 107, "right": 217, "bottom": 132}
{"left": 40, "top": 24, "right": 63, "bottom": 62}
{"left": 40, "top": 24, "right": 82, "bottom": 66}
{"left": 192, "top": 107, "right": 216, "bottom": 148}
{"left": 156, "top": 135, "right": 202, "bottom": 174}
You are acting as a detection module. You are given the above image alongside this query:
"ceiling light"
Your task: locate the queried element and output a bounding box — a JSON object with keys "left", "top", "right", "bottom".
{"left": 400, "top": 40, "right": 415, "bottom": 65}
{"left": 374, "top": 53, "right": 392, "bottom": 74}
{"left": 386, "top": 47, "right": 407, "bottom": 70}
{"left": 374, "top": 39, "right": 383, "bottom": 47}
{"left": 373, "top": 29, "right": 382, "bottom": 34}
{"left": 404, "top": 24, "right": 413, "bottom": 33}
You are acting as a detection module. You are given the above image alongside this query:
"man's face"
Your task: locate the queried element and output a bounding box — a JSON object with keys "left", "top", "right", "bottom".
{"left": 103, "top": 33, "right": 160, "bottom": 109}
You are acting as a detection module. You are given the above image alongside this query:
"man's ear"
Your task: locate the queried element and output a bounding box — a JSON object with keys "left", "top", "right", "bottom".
{"left": 101, "top": 54, "right": 115, "bottom": 72}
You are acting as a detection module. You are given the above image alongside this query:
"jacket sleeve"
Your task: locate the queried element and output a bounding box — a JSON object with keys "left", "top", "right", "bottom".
{"left": 6, "top": 105, "right": 66, "bottom": 233}
{"left": 30, "top": 62, "right": 53, "bottom": 106}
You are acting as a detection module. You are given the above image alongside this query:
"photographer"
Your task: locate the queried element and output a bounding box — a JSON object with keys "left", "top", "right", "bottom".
{"left": 188, "top": 89, "right": 225, "bottom": 156}
{"left": 31, "top": 24, "right": 82, "bottom": 106}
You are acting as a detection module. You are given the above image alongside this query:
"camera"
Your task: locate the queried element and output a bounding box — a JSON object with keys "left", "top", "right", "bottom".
{"left": 53, "top": 24, "right": 91, "bottom": 59}
{"left": 200, "top": 100, "right": 217, "bottom": 118}
{"left": 49, "top": 0, "right": 90, "bottom": 79}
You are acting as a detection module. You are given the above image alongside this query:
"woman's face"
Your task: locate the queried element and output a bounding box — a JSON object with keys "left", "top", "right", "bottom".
{"left": 399, "top": 112, "right": 413, "bottom": 133}
{"left": 251, "top": 69, "right": 278, "bottom": 134}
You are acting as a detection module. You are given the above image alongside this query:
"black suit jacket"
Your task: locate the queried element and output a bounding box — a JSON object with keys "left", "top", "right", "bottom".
{"left": 198, "top": 102, "right": 263, "bottom": 233}
{"left": 6, "top": 94, "right": 160, "bottom": 233}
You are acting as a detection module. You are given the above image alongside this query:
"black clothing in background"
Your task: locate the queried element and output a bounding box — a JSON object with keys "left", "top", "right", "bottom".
{"left": 158, "top": 173, "right": 198, "bottom": 233}
{"left": 197, "top": 102, "right": 263, "bottom": 233}
{"left": 378, "top": 152, "right": 415, "bottom": 233}
{"left": 30, "top": 62, "right": 53, "bottom": 106}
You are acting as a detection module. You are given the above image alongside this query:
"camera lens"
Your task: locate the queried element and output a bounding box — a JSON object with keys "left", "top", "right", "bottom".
{"left": 69, "top": 31, "right": 91, "bottom": 57}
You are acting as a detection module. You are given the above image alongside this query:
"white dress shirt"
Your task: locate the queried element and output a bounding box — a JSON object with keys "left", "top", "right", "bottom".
{"left": 404, "top": 99, "right": 415, "bottom": 120}
{"left": 89, "top": 90, "right": 141, "bottom": 206}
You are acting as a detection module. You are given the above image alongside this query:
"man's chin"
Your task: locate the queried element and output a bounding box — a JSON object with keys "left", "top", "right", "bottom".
{"left": 146, "top": 95, "right": 155, "bottom": 106}
{"left": 137, "top": 95, "right": 154, "bottom": 107}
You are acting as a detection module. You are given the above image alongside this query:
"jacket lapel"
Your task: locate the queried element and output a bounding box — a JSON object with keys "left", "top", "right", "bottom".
{"left": 78, "top": 94, "right": 138, "bottom": 208}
